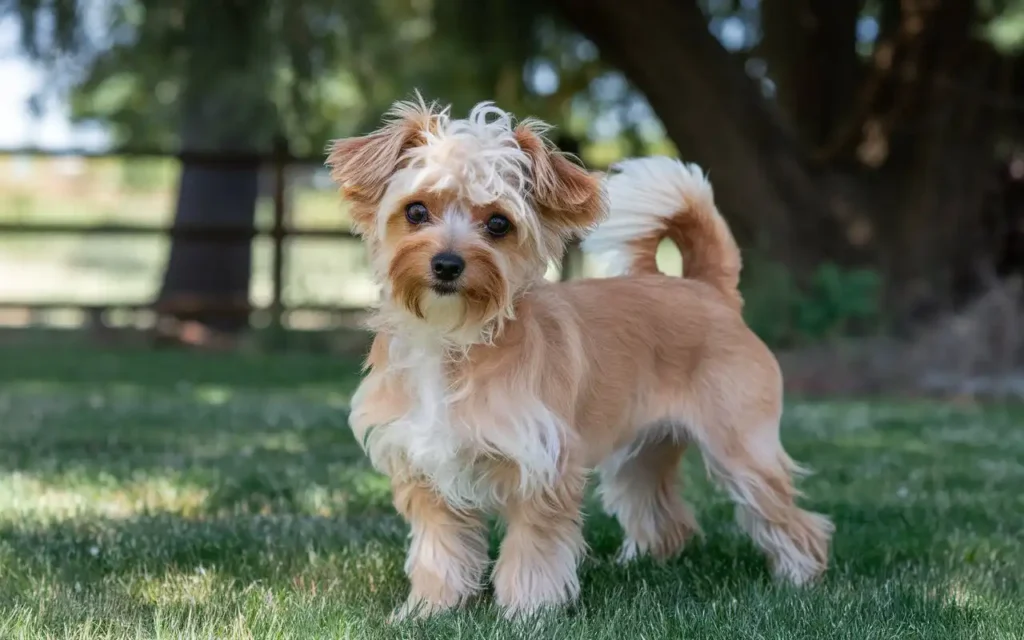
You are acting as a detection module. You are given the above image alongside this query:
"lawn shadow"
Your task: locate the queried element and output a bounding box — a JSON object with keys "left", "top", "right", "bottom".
{"left": 0, "top": 511, "right": 406, "bottom": 638}
{"left": 0, "top": 510, "right": 406, "bottom": 586}
{"left": 0, "top": 343, "right": 365, "bottom": 391}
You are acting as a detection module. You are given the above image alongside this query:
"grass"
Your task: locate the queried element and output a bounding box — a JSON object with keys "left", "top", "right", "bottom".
{"left": 0, "top": 344, "right": 1022, "bottom": 639}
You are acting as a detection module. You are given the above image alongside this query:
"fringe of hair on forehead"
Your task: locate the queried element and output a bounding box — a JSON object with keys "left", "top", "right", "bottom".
{"left": 398, "top": 99, "right": 545, "bottom": 246}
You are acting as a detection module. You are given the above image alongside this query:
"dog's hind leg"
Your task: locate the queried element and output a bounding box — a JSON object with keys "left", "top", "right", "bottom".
{"left": 598, "top": 429, "right": 701, "bottom": 564}
{"left": 691, "top": 401, "right": 833, "bottom": 585}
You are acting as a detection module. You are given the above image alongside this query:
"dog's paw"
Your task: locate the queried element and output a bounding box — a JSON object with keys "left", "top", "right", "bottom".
{"left": 615, "top": 539, "right": 643, "bottom": 565}
{"left": 388, "top": 596, "right": 457, "bottom": 623}
{"left": 500, "top": 602, "right": 563, "bottom": 621}
{"left": 493, "top": 559, "right": 578, "bottom": 618}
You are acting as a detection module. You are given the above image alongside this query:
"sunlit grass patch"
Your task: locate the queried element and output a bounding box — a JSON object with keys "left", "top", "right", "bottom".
{"left": 0, "top": 472, "right": 209, "bottom": 520}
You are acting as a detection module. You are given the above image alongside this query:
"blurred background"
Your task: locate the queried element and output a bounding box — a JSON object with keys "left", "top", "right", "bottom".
{"left": 6, "top": 5, "right": 1024, "bottom": 635}
{"left": 2, "top": 0, "right": 1024, "bottom": 396}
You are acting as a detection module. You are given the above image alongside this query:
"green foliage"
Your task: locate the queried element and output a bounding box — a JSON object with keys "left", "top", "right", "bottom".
{"left": 2, "top": 0, "right": 672, "bottom": 161}
{"left": 743, "top": 260, "right": 883, "bottom": 347}
{"left": 983, "top": 0, "right": 1024, "bottom": 52}
{"left": 795, "top": 263, "right": 884, "bottom": 342}
{"left": 739, "top": 258, "right": 802, "bottom": 347}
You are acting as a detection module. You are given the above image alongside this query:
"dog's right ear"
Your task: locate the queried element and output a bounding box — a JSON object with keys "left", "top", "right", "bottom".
{"left": 514, "top": 122, "right": 606, "bottom": 238}
{"left": 327, "top": 97, "right": 439, "bottom": 234}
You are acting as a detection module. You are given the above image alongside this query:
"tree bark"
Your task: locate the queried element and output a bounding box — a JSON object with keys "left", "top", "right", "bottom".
{"left": 155, "top": 90, "right": 272, "bottom": 335}
{"left": 553, "top": 0, "right": 1014, "bottom": 321}
{"left": 156, "top": 158, "right": 260, "bottom": 334}
{"left": 154, "top": 0, "right": 276, "bottom": 335}
{"left": 760, "top": 0, "right": 863, "bottom": 149}
{"left": 552, "top": 0, "right": 867, "bottom": 270}
{"left": 833, "top": 0, "right": 998, "bottom": 317}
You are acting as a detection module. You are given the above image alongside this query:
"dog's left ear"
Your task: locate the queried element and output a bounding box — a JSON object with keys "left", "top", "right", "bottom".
{"left": 515, "top": 123, "right": 606, "bottom": 236}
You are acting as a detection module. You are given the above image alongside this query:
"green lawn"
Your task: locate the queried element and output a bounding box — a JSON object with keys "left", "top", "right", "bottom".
{"left": 0, "top": 345, "right": 1022, "bottom": 639}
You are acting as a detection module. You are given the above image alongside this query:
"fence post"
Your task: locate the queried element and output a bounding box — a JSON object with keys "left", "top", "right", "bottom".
{"left": 271, "top": 135, "right": 288, "bottom": 332}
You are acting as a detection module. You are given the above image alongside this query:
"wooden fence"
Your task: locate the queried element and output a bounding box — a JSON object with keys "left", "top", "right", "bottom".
{"left": 0, "top": 142, "right": 580, "bottom": 332}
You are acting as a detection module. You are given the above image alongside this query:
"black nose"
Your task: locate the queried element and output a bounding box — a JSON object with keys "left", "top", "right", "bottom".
{"left": 430, "top": 252, "right": 465, "bottom": 282}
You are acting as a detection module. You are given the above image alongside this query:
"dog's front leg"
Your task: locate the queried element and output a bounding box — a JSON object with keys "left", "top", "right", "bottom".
{"left": 390, "top": 477, "right": 489, "bottom": 621}
{"left": 493, "top": 468, "right": 587, "bottom": 617}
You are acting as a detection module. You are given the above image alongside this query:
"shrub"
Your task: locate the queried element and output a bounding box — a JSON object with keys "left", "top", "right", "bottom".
{"left": 742, "top": 259, "right": 883, "bottom": 348}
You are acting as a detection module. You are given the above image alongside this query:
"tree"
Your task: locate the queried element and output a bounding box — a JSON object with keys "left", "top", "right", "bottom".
{"left": 437, "top": 0, "right": 1024, "bottom": 321}
{"left": 547, "top": 0, "right": 1024, "bottom": 320}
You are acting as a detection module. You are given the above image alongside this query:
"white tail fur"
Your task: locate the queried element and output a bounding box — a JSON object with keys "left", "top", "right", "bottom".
{"left": 581, "top": 157, "right": 742, "bottom": 309}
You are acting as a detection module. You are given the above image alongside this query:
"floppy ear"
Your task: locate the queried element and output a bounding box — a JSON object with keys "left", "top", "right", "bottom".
{"left": 514, "top": 122, "right": 607, "bottom": 236}
{"left": 327, "top": 98, "right": 439, "bottom": 234}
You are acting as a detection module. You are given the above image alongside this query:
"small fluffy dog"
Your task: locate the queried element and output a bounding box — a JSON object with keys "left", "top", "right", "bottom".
{"left": 328, "top": 96, "right": 833, "bottom": 619}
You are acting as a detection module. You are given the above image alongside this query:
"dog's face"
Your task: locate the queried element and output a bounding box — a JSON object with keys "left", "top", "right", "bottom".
{"left": 327, "top": 98, "right": 605, "bottom": 340}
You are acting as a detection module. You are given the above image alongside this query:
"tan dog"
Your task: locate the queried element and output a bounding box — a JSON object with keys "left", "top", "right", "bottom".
{"left": 328, "top": 96, "right": 833, "bottom": 619}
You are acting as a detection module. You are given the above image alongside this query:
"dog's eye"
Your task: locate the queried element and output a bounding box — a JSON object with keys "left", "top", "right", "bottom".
{"left": 405, "top": 202, "right": 429, "bottom": 225}
{"left": 485, "top": 214, "right": 512, "bottom": 237}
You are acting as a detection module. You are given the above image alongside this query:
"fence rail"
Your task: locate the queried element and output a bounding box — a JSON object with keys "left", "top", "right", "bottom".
{"left": 0, "top": 145, "right": 580, "bottom": 333}
{"left": 0, "top": 144, "right": 354, "bottom": 332}
{"left": 1, "top": 146, "right": 328, "bottom": 165}
{"left": 0, "top": 223, "right": 357, "bottom": 241}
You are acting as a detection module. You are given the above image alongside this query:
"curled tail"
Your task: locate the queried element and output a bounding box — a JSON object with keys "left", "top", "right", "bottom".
{"left": 581, "top": 157, "right": 743, "bottom": 310}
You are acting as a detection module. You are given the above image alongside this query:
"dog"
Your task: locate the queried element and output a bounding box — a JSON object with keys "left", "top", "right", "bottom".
{"left": 327, "top": 95, "right": 833, "bottom": 619}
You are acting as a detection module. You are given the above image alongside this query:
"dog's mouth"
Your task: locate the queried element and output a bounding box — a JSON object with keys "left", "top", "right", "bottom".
{"left": 430, "top": 282, "right": 460, "bottom": 296}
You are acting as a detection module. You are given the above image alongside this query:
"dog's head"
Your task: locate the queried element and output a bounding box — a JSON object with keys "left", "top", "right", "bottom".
{"left": 328, "top": 95, "right": 605, "bottom": 342}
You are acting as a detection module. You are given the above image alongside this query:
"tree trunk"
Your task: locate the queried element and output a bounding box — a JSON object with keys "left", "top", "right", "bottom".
{"left": 156, "top": 158, "right": 260, "bottom": 334}
{"left": 759, "top": 0, "right": 862, "bottom": 150}
{"left": 552, "top": 0, "right": 868, "bottom": 271}
{"left": 553, "top": 0, "right": 1012, "bottom": 322}
{"left": 837, "top": 0, "right": 998, "bottom": 317}
{"left": 153, "top": 0, "right": 276, "bottom": 336}
{"left": 155, "top": 91, "right": 271, "bottom": 335}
